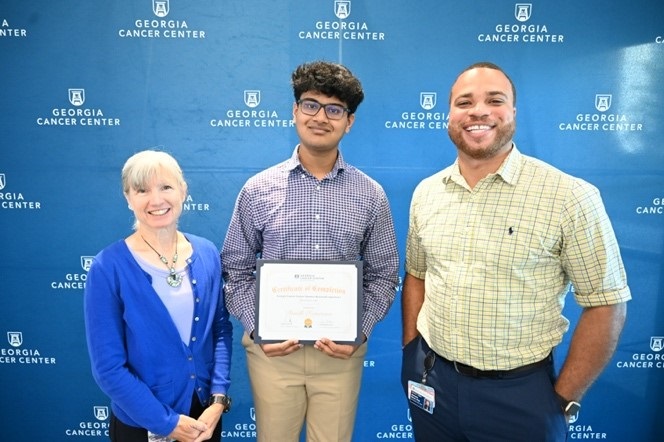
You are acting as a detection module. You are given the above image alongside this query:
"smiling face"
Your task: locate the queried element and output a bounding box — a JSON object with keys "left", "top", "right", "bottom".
{"left": 293, "top": 91, "right": 355, "bottom": 155}
{"left": 124, "top": 167, "right": 186, "bottom": 233}
{"left": 447, "top": 67, "right": 516, "bottom": 161}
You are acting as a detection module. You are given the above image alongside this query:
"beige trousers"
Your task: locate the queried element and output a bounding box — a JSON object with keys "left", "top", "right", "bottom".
{"left": 242, "top": 332, "right": 367, "bottom": 442}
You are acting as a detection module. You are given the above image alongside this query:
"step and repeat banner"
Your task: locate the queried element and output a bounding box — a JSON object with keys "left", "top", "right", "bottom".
{"left": 1, "top": 0, "right": 663, "bottom": 440}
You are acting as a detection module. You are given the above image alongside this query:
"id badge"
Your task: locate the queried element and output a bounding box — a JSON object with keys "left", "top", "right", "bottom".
{"left": 407, "top": 380, "right": 435, "bottom": 414}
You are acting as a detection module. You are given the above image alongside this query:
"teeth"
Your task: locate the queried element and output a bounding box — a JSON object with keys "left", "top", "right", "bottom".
{"left": 466, "top": 125, "right": 491, "bottom": 131}
{"left": 150, "top": 209, "right": 169, "bottom": 215}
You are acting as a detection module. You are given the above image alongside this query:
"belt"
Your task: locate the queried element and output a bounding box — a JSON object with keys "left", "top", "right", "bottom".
{"left": 440, "top": 353, "right": 552, "bottom": 379}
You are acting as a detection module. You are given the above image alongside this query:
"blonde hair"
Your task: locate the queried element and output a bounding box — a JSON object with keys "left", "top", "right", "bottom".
{"left": 121, "top": 150, "right": 187, "bottom": 195}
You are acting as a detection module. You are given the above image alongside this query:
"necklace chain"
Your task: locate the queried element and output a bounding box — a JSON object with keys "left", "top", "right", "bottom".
{"left": 141, "top": 234, "right": 183, "bottom": 287}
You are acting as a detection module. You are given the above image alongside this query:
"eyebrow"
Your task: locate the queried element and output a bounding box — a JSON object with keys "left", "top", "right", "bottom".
{"left": 454, "top": 91, "right": 509, "bottom": 101}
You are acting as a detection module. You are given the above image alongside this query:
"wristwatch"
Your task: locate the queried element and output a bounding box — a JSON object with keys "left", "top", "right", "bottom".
{"left": 556, "top": 393, "right": 581, "bottom": 417}
{"left": 208, "top": 394, "right": 232, "bottom": 413}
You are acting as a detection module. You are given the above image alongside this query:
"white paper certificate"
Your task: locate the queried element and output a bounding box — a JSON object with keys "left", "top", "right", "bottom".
{"left": 254, "top": 260, "right": 363, "bottom": 344}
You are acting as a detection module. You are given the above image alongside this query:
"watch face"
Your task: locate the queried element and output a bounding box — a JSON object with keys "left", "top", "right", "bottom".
{"left": 565, "top": 402, "right": 581, "bottom": 416}
{"left": 210, "top": 395, "right": 231, "bottom": 410}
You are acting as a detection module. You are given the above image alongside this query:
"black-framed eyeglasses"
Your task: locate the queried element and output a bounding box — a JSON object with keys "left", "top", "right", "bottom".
{"left": 297, "top": 98, "right": 351, "bottom": 120}
{"left": 421, "top": 350, "right": 435, "bottom": 384}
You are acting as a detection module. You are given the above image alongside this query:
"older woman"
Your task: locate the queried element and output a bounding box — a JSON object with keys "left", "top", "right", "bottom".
{"left": 84, "top": 150, "right": 232, "bottom": 442}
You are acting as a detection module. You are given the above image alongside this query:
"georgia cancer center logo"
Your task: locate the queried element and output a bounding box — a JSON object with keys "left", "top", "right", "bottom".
{"left": 0, "top": 173, "right": 42, "bottom": 210}
{"left": 64, "top": 406, "right": 110, "bottom": 437}
{"left": 210, "top": 90, "right": 294, "bottom": 129}
{"left": 2, "top": 331, "right": 57, "bottom": 365}
{"left": 36, "top": 88, "right": 121, "bottom": 127}
{"left": 384, "top": 92, "right": 449, "bottom": 130}
{"left": 153, "top": 0, "right": 169, "bottom": 17}
{"left": 297, "top": 0, "right": 386, "bottom": 41}
{"left": 558, "top": 94, "right": 644, "bottom": 132}
{"left": 118, "top": 0, "right": 206, "bottom": 39}
{"left": 515, "top": 3, "right": 531, "bottom": 22}
{"left": 50, "top": 256, "right": 93, "bottom": 290}
{"left": 477, "top": 3, "right": 564, "bottom": 43}
{"left": 616, "top": 336, "right": 664, "bottom": 369}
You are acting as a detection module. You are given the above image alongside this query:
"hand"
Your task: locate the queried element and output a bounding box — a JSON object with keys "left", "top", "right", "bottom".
{"left": 192, "top": 404, "right": 223, "bottom": 442}
{"left": 260, "top": 339, "right": 303, "bottom": 357}
{"left": 168, "top": 414, "right": 208, "bottom": 442}
{"left": 314, "top": 337, "right": 362, "bottom": 359}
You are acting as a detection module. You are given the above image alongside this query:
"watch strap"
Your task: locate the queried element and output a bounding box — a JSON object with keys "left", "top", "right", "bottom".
{"left": 208, "top": 394, "right": 231, "bottom": 413}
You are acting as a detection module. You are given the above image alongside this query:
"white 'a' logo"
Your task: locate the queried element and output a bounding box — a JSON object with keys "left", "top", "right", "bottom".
{"left": 595, "top": 94, "right": 612, "bottom": 112}
{"left": 244, "top": 90, "right": 261, "bottom": 108}
{"left": 515, "top": 3, "right": 532, "bottom": 22}
{"left": 651, "top": 336, "right": 664, "bottom": 352}
{"left": 69, "top": 88, "right": 85, "bottom": 106}
{"left": 153, "top": 0, "right": 169, "bottom": 17}
{"left": 335, "top": 1, "right": 351, "bottom": 19}
{"left": 7, "top": 331, "right": 23, "bottom": 347}
{"left": 94, "top": 406, "right": 109, "bottom": 421}
{"left": 81, "top": 256, "right": 94, "bottom": 272}
{"left": 420, "top": 92, "right": 437, "bottom": 110}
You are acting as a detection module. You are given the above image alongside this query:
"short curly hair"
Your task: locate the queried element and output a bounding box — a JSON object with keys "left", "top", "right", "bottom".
{"left": 291, "top": 61, "right": 364, "bottom": 114}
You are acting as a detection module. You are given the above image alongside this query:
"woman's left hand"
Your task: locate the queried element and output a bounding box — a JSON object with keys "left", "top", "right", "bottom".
{"left": 193, "top": 404, "right": 223, "bottom": 442}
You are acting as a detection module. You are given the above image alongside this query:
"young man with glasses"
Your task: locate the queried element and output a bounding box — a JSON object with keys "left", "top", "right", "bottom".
{"left": 222, "top": 60, "right": 399, "bottom": 442}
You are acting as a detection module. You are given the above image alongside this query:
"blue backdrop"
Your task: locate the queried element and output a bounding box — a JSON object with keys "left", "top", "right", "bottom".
{"left": 1, "top": 1, "right": 663, "bottom": 440}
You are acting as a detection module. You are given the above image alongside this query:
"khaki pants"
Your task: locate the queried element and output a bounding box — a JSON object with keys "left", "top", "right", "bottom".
{"left": 242, "top": 332, "right": 367, "bottom": 442}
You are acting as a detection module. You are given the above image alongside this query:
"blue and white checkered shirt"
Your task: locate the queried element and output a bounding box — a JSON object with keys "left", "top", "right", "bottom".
{"left": 222, "top": 147, "right": 399, "bottom": 339}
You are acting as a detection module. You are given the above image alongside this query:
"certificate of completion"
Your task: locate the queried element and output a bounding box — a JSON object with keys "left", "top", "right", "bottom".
{"left": 254, "top": 260, "right": 363, "bottom": 344}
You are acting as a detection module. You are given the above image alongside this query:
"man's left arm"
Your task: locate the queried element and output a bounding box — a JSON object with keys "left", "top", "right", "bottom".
{"left": 315, "top": 193, "right": 399, "bottom": 359}
{"left": 554, "top": 302, "right": 627, "bottom": 402}
{"left": 557, "top": 182, "right": 631, "bottom": 402}
{"left": 357, "top": 193, "right": 400, "bottom": 338}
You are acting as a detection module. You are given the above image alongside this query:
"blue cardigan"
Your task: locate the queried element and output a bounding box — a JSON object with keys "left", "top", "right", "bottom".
{"left": 84, "top": 234, "right": 232, "bottom": 436}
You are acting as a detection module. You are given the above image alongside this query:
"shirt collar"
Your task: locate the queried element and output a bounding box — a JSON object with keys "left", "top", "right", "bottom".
{"left": 285, "top": 145, "right": 346, "bottom": 178}
{"left": 442, "top": 144, "right": 522, "bottom": 186}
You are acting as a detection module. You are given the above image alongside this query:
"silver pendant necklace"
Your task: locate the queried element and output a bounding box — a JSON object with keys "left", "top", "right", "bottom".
{"left": 141, "top": 234, "right": 183, "bottom": 288}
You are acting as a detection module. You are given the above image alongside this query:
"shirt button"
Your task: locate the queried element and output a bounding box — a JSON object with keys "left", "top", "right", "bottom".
{"left": 315, "top": 214, "right": 320, "bottom": 220}
{"left": 314, "top": 244, "right": 320, "bottom": 250}
{"left": 194, "top": 317, "right": 200, "bottom": 322}
{"left": 316, "top": 185, "right": 321, "bottom": 191}
{"left": 191, "top": 279, "right": 197, "bottom": 285}
{"left": 191, "top": 336, "right": 197, "bottom": 342}
{"left": 190, "top": 374, "right": 196, "bottom": 379}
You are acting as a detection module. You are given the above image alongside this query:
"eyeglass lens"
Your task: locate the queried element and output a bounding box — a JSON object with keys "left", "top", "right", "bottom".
{"left": 299, "top": 99, "right": 347, "bottom": 119}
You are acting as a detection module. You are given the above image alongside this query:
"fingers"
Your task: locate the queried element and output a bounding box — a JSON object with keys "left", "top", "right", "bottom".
{"left": 189, "top": 420, "right": 207, "bottom": 432}
{"left": 260, "top": 339, "right": 303, "bottom": 357}
{"left": 171, "top": 415, "right": 208, "bottom": 442}
{"left": 314, "top": 338, "right": 357, "bottom": 359}
{"left": 192, "top": 428, "right": 214, "bottom": 442}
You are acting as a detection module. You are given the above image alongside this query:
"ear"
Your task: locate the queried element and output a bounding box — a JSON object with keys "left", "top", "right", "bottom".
{"left": 180, "top": 183, "right": 188, "bottom": 202}
{"left": 345, "top": 113, "right": 355, "bottom": 133}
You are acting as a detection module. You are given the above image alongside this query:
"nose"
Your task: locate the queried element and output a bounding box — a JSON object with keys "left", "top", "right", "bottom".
{"left": 312, "top": 107, "right": 330, "bottom": 121}
{"left": 469, "top": 102, "right": 490, "bottom": 117}
{"left": 148, "top": 189, "right": 164, "bottom": 204}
